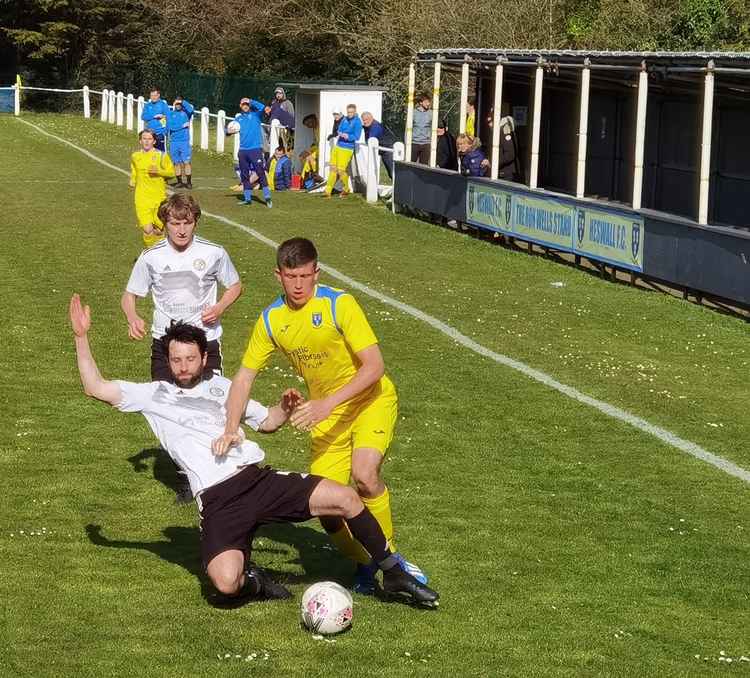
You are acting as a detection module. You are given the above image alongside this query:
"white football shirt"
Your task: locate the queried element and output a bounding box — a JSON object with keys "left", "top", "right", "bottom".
{"left": 126, "top": 236, "right": 240, "bottom": 341}
{"left": 115, "top": 374, "right": 268, "bottom": 496}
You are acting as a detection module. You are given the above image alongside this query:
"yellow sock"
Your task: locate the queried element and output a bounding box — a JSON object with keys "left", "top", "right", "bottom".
{"left": 362, "top": 487, "right": 394, "bottom": 551}
{"left": 328, "top": 523, "right": 372, "bottom": 565}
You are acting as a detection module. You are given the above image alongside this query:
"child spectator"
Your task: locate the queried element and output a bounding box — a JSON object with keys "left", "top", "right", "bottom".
{"left": 456, "top": 133, "right": 490, "bottom": 177}
{"left": 268, "top": 145, "right": 292, "bottom": 191}
{"left": 466, "top": 97, "right": 476, "bottom": 137}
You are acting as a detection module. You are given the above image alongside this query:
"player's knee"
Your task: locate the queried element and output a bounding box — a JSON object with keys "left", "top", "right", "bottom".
{"left": 210, "top": 569, "right": 243, "bottom": 596}
{"left": 338, "top": 486, "right": 364, "bottom": 518}
{"left": 351, "top": 468, "right": 380, "bottom": 498}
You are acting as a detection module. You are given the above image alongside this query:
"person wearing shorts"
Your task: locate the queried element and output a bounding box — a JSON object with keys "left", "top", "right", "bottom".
{"left": 215, "top": 237, "right": 427, "bottom": 595}
{"left": 70, "top": 296, "right": 439, "bottom": 606}
{"left": 167, "top": 97, "right": 195, "bottom": 189}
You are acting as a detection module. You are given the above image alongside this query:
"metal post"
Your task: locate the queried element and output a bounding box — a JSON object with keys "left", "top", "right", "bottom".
{"left": 632, "top": 63, "right": 649, "bottom": 210}
{"left": 126, "top": 94, "right": 134, "bottom": 130}
{"left": 216, "top": 110, "right": 226, "bottom": 153}
{"left": 490, "top": 61, "right": 504, "bottom": 180}
{"left": 392, "top": 142, "right": 405, "bottom": 214}
{"left": 404, "top": 62, "right": 416, "bottom": 162}
{"left": 83, "top": 85, "right": 90, "bottom": 119}
{"left": 698, "top": 60, "right": 714, "bottom": 225}
{"left": 116, "top": 91, "right": 124, "bottom": 126}
{"left": 200, "top": 107, "right": 209, "bottom": 150}
{"left": 136, "top": 96, "right": 145, "bottom": 132}
{"left": 529, "top": 60, "right": 544, "bottom": 189}
{"left": 576, "top": 60, "right": 591, "bottom": 198}
{"left": 429, "top": 60, "right": 441, "bottom": 168}
{"left": 100, "top": 89, "right": 108, "bottom": 121}
{"left": 459, "top": 61, "right": 470, "bottom": 134}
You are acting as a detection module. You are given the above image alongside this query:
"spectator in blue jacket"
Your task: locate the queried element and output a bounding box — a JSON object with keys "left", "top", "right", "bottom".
{"left": 457, "top": 133, "right": 490, "bottom": 177}
{"left": 268, "top": 145, "right": 292, "bottom": 191}
{"left": 324, "top": 103, "right": 362, "bottom": 197}
{"left": 361, "top": 111, "right": 396, "bottom": 179}
{"left": 167, "top": 97, "right": 195, "bottom": 189}
{"left": 228, "top": 97, "right": 273, "bottom": 208}
{"left": 141, "top": 87, "right": 170, "bottom": 151}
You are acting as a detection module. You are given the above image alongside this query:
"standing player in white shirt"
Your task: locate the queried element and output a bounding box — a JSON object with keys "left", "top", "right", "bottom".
{"left": 69, "top": 294, "right": 439, "bottom": 607}
{"left": 121, "top": 193, "right": 242, "bottom": 382}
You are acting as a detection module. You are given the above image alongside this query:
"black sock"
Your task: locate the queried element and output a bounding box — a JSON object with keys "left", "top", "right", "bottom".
{"left": 345, "top": 508, "right": 397, "bottom": 570}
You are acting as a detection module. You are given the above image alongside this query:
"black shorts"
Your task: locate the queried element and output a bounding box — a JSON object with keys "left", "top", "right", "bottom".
{"left": 151, "top": 337, "right": 222, "bottom": 382}
{"left": 198, "top": 465, "right": 324, "bottom": 570}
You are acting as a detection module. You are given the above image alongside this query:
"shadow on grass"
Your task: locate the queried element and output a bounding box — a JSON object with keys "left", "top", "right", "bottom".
{"left": 88, "top": 449, "right": 353, "bottom": 607}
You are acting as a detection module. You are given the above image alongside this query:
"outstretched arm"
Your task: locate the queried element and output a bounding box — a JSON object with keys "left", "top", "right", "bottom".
{"left": 70, "top": 294, "right": 122, "bottom": 406}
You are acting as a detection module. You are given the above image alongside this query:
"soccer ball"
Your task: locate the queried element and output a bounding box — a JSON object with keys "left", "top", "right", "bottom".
{"left": 300, "top": 582, "right": 353, "bottom": 635}
{"left": 226, "top": 120, "right": 241, "bottom": 134}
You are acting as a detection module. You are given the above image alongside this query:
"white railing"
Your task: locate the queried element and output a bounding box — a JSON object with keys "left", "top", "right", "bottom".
{"left": 4, "top": 83, "right": 392, "bottom": 202}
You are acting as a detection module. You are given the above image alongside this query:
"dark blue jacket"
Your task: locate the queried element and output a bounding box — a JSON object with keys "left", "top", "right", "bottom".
{"left": 268, "top": 101, "right": 295, "bottom": 129}
{"left": 273, "top": 155, "right": 292, "bottom": 190}
{"left": 167, "top": 100, "right": 194, "bottom": 143}
{"left": 460, "top": 148, "right": 488, "bottom": 177}
{"left": 364, "top": 119, "right": 396, "bottom": 147}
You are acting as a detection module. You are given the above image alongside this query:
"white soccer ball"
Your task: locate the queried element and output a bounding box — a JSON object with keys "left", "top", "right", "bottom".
{"left": 226, "top": 120, "right": 241, "bottom": 134}
{"left": 300, "top": 581, "right": 353, "bottom": 635}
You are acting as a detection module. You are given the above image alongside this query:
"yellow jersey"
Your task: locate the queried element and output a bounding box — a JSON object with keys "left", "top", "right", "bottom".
{"left": 130, "top": 149, "right": 174, "bottom": 204}
{"left": 242, "top": 284, "right": 395, "bottom": 405}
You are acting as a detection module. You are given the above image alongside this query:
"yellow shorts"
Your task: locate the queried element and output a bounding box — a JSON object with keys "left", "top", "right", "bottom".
{"left": 309, "top": 386, "right": 398, "bottom": 485}
{"left": 135, "top": 201, "right": 165, "bottom": 247}
{"left": 330, "top": 146, "right": 354, "bottom": 172}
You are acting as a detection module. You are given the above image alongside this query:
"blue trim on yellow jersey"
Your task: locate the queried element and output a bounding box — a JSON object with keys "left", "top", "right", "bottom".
{"left": 262, "top": 296, "right": 285, "bottom": 345}
{"left": 315, "top": 285, "right": 344, "bottom": 333}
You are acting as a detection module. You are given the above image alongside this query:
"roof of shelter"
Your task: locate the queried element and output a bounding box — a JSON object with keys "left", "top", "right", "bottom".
{"left": 416, "top": 48, "right": 750, "bottom": 71}
{"left": 276, "top": 82, "right": 385, "bottom": 92}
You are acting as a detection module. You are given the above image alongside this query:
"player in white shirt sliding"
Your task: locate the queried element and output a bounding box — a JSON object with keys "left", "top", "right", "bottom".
{"left": 121, "top": 193, "right": 242, "bottom": 382}
{"left": 70, "top": 294, "right": 439, "bottom": 607}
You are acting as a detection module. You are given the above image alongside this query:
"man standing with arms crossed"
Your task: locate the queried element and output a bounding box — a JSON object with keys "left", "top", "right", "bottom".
{"left": 214, "top": 238, "right": 427, "bottom": 594}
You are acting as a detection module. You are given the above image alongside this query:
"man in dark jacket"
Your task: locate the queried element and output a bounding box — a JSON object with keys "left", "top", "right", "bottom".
{"left": 435, "top": 119, "right": 457, "bottom": 171}
{"left": 361, "top": 112, "right": 396, "bottom": 179}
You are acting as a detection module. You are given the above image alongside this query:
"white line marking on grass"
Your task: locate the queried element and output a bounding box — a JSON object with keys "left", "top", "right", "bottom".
{"left": 17, "top": 117, "right": 750, "bottom": 485}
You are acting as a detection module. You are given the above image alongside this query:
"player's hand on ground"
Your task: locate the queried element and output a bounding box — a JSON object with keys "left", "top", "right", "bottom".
{"left": 212, "top": 431, "right": 243, "bottom": 456}
{"left": 69, "top": 294, "right": 91, "bottom": 337}
{"left": 201, "top": 304, "right": 221, "bottom": 325}
{"left": 280, "top": 388, "right": 305, "bottom": 416}
{"left": 290, "top": 399, "right": 332, "bottom": 432}
{"left": 126, "top": 315, "right": 146, "bottom": 340}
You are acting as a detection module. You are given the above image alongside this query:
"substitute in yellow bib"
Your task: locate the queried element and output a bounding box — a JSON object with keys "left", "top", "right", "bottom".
{"left": 130, "top": 129, "right": 175, "bottom": 248}
{"left": 214, "top": 237, "right": 428, "bottom": 594}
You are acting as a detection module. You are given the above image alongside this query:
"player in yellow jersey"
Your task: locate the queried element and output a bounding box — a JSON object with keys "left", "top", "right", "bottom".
{"left": 130, "top": 129, "right": 175, "bottom": 248}
{"left": 214, "top": 237, "right": 428, "bottom": 594}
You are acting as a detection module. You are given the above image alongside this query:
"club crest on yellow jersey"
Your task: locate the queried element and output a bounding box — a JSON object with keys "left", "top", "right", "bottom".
{"left": 312, "top": 312, "right": 323, "bottom": 328}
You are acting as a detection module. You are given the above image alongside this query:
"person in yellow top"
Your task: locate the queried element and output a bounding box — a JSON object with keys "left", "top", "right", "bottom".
{"left": 130, "top": 129, "right": 175, "bottom": 248}
{"left": 466, "top": 97, "right": 476, "bottom": 138}
{"left": 213, "top": 237, "right": 428, "bottom": 594}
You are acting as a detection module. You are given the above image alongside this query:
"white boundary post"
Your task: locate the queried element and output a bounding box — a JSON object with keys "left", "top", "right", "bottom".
{"left": 107, "top": 90, "right": 116, "bottom": 124}
{"left": 490, "top": 60, "right": 504, "bottom": 180}
{"left": 83, "top": 85, "right": 91, "bottom": 119}
{"left": 136, "top": 96, "right": 145, "bottom": 132}
{"left": 429, "top": 60, "right": 441, "bottom": 168}
{"left": 116, "top": 91, "right": 124, "bottom": 126}
{"left": 392, "top": 141, "right": 405, "bottom": 214}
{"left": 576, "top": 59, "right": 591, "bottom": 198}
{"left": 13, "top": 83, "right": 20, "bottom": 116}
{"left": 126, "top": 93, "right": 134, "bottom": 130}
{"left": 632, "top": 63, "right": 649, "bottom": 210}
{"left": 200, "top": 107, "right": 209, "bottom": 149}
{"left": 404, "top": 62, "right": 416, "bottom": 162}
{"left": 100, "top": 89, "right": 108, "bottom": 121}
{"left": 216, "top": 110, "right": 226, "bottom": 153}
{"left": 529, "top": 59, "right": 544, "bottom": 189}
{"left": 269, "top": 119, "right": 280, "bottom": 153}
{"left": 698, "top": 60, "right": 715, "bottom": 225}
{"left": 366, "top": 137, "right": 379, "bottom": 202}
{"left": 459, "top": 60, "right": 470, "bottom": 134}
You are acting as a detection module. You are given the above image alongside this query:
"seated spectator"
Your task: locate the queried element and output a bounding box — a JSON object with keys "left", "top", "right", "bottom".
{"left": 466, "top": 97, "right": 476, "bottom": 137}
{"left": 361, "top": 111, "right": 396, "bottom": 179}
{"left": 456, "top": 133, "right": 490, "bottom": 177}
{"left": 411, "top": 93, "right": 432, "bottom": 164}
{"left": 268, "top": 145, "right": 292, "bottom": 191}
{"left": 299, "top": 113, "right": 320, "bottom": 177}
{"left": 436, "top": 119, "right": 457, "bottom": 170}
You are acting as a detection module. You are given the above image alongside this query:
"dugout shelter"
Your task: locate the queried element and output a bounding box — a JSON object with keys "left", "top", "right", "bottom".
{"left": 395, "top": 49, "right": 750, "bottom": 308}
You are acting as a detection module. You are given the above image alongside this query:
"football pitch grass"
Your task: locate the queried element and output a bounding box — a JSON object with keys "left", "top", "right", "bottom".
{"left": 0, "top": 113, "right": 748, "bottom": 677}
